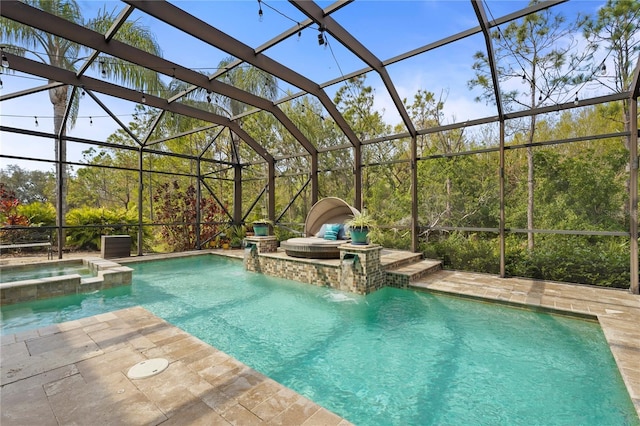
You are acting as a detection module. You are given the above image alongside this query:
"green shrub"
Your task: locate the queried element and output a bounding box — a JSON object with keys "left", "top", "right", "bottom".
{"left": 421, "top": 231, "right": 499, "bottom": 274}
{"left": 506, "top": 235, "right": 629, "bottom": 288}
{"left": 377, "top": 227, "right": 411, "bottom": 250}
{"left": 274, "top": 225, "right": 298, "bottom": 242}
{"left": 17, "top": 202, "right": 56, "bottom": 226}
{"left": 422, "top": 232, "right": 628, "bottom": 289}
{"left": 65, "top": 207, "right": 146, "bottom": 250}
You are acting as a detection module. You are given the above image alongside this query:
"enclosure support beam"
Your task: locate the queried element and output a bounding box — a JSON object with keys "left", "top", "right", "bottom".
{"left": 137, "top": 148, "right": 144, "bottom": 256}
{"left": 629, "top": 98, "right": 638, "bottom": 294}
{"left": 196, "top": 158, "right": 202, "bottom": 250}
{"left": 233, "top": 165, "right": 242, "bottom": 225}
{"left": 268, "top": 160, "right": 276, "bottom": 225}
{"left": 354, "top": 144, "right": 362, "bottom": 210}
{"left": 54, "top": 87, "right": 77, "bottom": 260}
{"left": 411, "top": 135, "right": 418, "bottom": 253}
{"left": 123, "top": 0, "right": 361, "bottom": 148}
{"left": 311, "top": 152, "right": 319, "bottom": 206}
{"left": 56, "top": 137, "right": 64, "bottom": 260}
{"left": 290, "top": 0, "right": 416, "bottom": 138}
{"left": 275, "top": 178, "right": 311, "bottom": 224}
{"left": 499, "top": 120, "right": 506, "bottom": 278}
{"left": 2, "top": 51, "right": 273, "bottom": 164}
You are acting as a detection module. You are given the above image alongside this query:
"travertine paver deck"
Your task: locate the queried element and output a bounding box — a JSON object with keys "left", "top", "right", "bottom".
{"left": 411, "top": 270, "right": 640, "bottom": 418}
{"left": 0, "top": 306, "right": 351, "bottom": 426}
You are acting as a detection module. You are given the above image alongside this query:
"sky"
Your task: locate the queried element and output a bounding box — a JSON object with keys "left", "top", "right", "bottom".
{"left": 0, "top": 0, "right": 614, "bottom": 172}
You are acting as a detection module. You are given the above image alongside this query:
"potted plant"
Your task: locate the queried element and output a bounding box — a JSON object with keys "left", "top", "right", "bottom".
{"left": 230, "top": 236, "right": 243, "bottom": 249}
{"left": 251, "top": 219, "right": 273, "bottom": 237}
{"left": 218, "top": 233, "right": 230, "bottom": 249}
{"left": 229, "top": 225, "right": 246, "bottom": 248}
{"left": 345, "top": 210, "right": 376, "bottom": 245}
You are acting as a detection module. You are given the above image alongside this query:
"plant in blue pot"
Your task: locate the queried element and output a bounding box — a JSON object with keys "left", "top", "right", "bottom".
{"left": 345, "top": 210, "right": 376, "bottom": 245}
{"left": 252, "top": 219, "right": 273, "bottom": 237}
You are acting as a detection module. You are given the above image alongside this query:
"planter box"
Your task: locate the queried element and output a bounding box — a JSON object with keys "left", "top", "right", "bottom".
{"left": 350, "top": 227, "right": 369, "bottom": 245}
{"left": 253, "top": 224, "right": 269, "bottom": 236}
{"left": 101, "top": 235, "right": 131, "bottom": 259}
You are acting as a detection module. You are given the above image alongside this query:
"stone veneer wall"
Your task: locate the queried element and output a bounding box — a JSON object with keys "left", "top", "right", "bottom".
{"left": 384, "top": 272, "right": 410, "bottom": 289}
{"left": 247, "top": 253, "right": 341, "bottom": 288}
{"left": 339, "top": 245, "right": 384, "bottom": 294}
{"left": 244, "top": 241, "right": 385, "bottom": 295}
{"left": 244, "top": 236, "right": 278, "bottom": 254}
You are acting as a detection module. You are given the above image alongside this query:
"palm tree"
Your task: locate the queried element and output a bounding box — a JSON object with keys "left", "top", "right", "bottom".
{"left": 0, "top": 0, "right": 162, "bottom": 224}
{"left": 215, "top": 57, "right": 278, "bottom": 163}
{"left": 213, "top": 57, "right": 279, "bottom": 222}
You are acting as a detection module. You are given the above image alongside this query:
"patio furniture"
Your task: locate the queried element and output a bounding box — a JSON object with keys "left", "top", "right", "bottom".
{"left": 280, "top": 197, "right": 359, "bottom": 259}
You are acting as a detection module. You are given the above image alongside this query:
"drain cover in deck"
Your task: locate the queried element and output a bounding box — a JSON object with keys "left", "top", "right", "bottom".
{"left": 127, "top": 358, "right": 169, "bottom": 379}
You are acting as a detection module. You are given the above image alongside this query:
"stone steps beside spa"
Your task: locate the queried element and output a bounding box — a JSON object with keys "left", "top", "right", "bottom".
{"left": 384, "top": 257, "right": 443, "bottom": 288}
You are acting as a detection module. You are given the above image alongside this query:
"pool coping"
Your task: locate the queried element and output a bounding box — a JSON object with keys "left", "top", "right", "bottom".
{"left": 1, "top": 249, "right": 639, "bottom": 422}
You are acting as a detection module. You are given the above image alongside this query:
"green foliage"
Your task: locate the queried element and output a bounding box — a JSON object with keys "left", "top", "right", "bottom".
{"left": 273, "top": 226, "right": 298, "bottom": 243}
{"left": 226, "top": 225, "right": 245, "bottom": 248}
{"left": 533, "top": 145, "right": 627, "bottom": 230}
{"left": 377, "top": 227, "right": 411, "bottom": 250}
{"left": 17, "top": 202, "right": 56, "bottom": 226}
{"left": 345, "top": 210, "right": 376, "bottom": 229}
{"left": 227, "top": 225, "right": 246, "bottom": 240}
{"left": 0, "top": 165, "right": 55, "bottom": 203}
{"left": 69, "top": 148, "right": 138, "bottom": 210}
{"left": 421, "top": 232, "right": 500, "bottom": 274}
{"left": 420, "top": 230, "right": 629, "bottom": 288}
{"left": 65, "top": 207, "right": 142, "bottom": 250}
{"left": 505, "top": 235, "right": 629, "bottom": 288}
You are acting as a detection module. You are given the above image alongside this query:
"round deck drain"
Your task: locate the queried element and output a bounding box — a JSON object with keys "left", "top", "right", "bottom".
{"left": 127, "top": 358, "right": 169, "bottom": 379}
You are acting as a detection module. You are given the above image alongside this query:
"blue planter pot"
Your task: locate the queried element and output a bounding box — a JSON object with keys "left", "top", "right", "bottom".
{"left": 350, "top": 227, "right": 369, "bottom": 245}
{"left": 253, "top": 224, "right": 269, "bottom": 236}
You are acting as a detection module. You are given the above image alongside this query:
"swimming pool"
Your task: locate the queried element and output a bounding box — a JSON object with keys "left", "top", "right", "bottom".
{"left": 1, "top": 255, "right": 638, "bottom": 425}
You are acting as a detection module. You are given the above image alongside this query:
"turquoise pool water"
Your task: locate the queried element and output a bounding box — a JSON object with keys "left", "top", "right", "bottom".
{"left": 1, "top": 255, "right": 638, "bottom": 425}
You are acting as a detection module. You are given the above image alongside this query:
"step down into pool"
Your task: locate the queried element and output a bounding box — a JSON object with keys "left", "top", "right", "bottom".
{"left": 382, "top": 251, "right": 442, "bottom": 288}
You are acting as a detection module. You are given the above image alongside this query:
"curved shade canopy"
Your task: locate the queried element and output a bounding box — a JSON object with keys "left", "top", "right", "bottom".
{"left": 304, "top": 197, "right": 360, "bottom": 236}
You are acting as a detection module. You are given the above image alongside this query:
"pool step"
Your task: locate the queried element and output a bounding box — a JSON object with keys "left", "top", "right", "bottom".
{"left": 385, "top": 258, "right": 442, "bottom": 288}
{"left": 380, "top": 250, "right": 424, "bottom": 270}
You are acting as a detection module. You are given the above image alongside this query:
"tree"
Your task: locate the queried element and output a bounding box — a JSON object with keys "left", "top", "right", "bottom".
{"left": 199, "top": 57, "right": 281, "bottom": 222}
{"left": 405, "top": 89, "right": 472, "bottom": 224}
{"left": 584, "top": 0, "right": 640, "bottom": 138}
{"left": 69, "top": 148, "right": 138, "bottom": 210}
{"left": 583, "top": 0, "right": 640, "bottom": 226}
{"left": 0, "top": 0, "right": 162, "bottom": 224}
{"left": 0, "top": 165, "right": 55, "bottom": 203}
{"left": 468, "top": 3, "right": 589, "bottom": 250}
{"left": 334, "top": 75, "right": 392, "bottom": 209}
{"left": 215, "top": 57, "right": 278, "bottom": 164}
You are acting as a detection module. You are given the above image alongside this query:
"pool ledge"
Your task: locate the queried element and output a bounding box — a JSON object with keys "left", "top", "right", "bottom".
{"left": 410, "top": 270, "right": 640, "bottom": 419}
{"left": 0, "top": 306, "right": 351, "bottom": 426}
